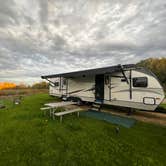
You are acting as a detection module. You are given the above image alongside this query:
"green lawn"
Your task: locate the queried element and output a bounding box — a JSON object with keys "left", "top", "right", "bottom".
{"left": 0, "top": 94, "right": 166, "bottom": 166}
{"left": 160, "top": 103, "right": 166, "bottom": 109}
{"left": 157, "top": 103, "right": 166, "bottom": 113}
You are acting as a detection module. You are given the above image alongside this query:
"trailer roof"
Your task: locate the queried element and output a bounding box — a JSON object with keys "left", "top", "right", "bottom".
{"left": 41, "top": 64, "right": 135, "bottom": 79}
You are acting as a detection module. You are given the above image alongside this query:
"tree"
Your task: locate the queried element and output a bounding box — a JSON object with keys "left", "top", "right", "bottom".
{"left": 31, "top": 81, "right": 49, "bottom": 89}
{"left": 0, "top": 82, "right": 16, "bottom": 90}
{"left": 137, "top": 57, "right": 166, "bottom": 90}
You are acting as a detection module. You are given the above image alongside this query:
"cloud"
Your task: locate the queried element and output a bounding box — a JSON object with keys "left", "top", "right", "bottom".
{"left": 0, "top": 0, "right": 166, "bottom": 83}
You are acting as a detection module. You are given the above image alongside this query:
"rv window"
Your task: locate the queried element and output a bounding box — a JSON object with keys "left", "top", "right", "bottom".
{"left": 133, "top": 77, "right": 148, "bottom": 87}
{"left": 54, "top": 82, "right": 59, "bottom": 87}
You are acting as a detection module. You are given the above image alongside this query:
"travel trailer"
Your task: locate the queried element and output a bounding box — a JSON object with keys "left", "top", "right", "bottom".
{"left": 41, "top": 64, "right": 165, "bottom": 111}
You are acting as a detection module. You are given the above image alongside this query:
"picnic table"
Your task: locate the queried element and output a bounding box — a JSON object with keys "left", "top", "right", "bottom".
{"left": 41, "top": 101, "right": 77, "bottom": 118}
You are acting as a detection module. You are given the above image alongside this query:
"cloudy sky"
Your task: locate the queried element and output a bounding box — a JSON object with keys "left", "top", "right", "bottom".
{"left": 0, "top": 0, "right": 166, "bottom": 84}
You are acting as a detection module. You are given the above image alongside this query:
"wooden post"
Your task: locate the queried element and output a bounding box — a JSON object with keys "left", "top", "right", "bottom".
{"left": 77, "top": 112, "right": 79, "bottom": 117}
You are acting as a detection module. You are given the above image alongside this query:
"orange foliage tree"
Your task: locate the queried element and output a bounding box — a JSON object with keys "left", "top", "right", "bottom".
{"left": 0, "top": 82, "right": 16, "bottom": 90}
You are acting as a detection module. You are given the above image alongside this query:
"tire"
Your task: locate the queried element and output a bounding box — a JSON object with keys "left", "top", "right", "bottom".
{"left": 76, "top": 99, "right": 82, "bottom": 106}
{"left": 67, "top": 97, "right": 82, "bottom": 105}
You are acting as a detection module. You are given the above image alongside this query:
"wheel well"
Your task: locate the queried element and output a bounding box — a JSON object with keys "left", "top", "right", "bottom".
{"left": 67, "top": 96, "right": 82, "bottom": 102}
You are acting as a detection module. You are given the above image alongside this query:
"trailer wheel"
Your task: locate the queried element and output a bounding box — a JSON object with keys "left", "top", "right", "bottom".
{"left": 67, "top": 97, "right": 82, "bottom": 105}
{"left": 76, "top": 99, "right": 82, "bottom": 106}
{"left": 66, "top": 97, "right": 73, "bottom": 102}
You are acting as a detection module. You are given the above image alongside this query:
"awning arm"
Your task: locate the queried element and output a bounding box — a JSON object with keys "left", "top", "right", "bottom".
{"left": 119, "top": 65, "right": 129, "bottom": 84}
{"left": 45, "top": 78, "right": 56, "bottom": 86}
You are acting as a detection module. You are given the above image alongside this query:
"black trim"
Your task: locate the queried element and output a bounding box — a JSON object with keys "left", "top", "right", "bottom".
{"left": 68, "top": 89, "right": 84, "bottom": 94}
{"left": 111, "top": 89, "right": 163, "bottom": 95}
{"left": 84, "top": 86, "right": 95, "bottom": 92}
{"left": 109, "top": 76, "right": 111, "bottom": 100}
{"left": 66, "top": 78, "right": 68, "bottom": 95}
{"left": 110, "top": 75, "right": 128, "bottom": 78}
{"left": 129, "top": 69, "right": 132, "bottom": 99}
{"left": 143, "top": 97, "right": 156, "bottom": 105}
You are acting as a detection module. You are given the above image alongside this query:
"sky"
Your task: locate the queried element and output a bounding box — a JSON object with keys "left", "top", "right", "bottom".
{"left": 0, "top": 0, "right": 166, "bottom": 84}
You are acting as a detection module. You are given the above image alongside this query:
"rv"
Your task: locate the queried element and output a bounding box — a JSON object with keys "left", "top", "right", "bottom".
{"left": 41, "top": 64, "right": 165, "bottom": 111}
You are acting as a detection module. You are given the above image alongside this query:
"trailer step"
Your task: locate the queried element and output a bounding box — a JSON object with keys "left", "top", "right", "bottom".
{"left": 62, "top": 96, "right": 67, "bottom": 101}
{"left": 91, "top": 100, "right": 103, "bottom": 112}
{"left": 91, "top": 108, "right": 100, "bottom": 111}
{"left": 92, "top": 104, "right": 101, "bottom": 108}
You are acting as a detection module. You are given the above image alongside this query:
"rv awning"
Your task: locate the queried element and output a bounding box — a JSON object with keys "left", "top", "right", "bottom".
{"left": 41, "top": 64, "right": 135, "bottom": 79}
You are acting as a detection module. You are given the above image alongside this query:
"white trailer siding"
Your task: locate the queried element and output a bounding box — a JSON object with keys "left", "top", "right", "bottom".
{"left": 68, "top": 76, "right": 95, "bottom": 101}
{"left": 109, "top": 71, "right": 130, "bottom": 102}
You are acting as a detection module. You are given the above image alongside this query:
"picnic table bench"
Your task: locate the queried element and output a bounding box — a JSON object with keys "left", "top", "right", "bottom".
{"left": 54, "top": 108, "right": 84, "bottom": 122}
{"left": 40, "top": 107, "right": 52, "bottom": 116}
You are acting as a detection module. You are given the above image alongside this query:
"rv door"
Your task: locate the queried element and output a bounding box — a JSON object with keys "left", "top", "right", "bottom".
{"left": 95, "top": 74, "right": 104, "bottom": 101}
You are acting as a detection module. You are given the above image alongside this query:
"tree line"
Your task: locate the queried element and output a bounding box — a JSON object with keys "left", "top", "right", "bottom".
{"left": 14, "top": 81, "right": 49, "bottom": 89}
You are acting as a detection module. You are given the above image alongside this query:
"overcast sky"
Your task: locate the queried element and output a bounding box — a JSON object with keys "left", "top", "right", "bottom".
{"left": 0, "top": 0, "right": 166, "bottom": 84}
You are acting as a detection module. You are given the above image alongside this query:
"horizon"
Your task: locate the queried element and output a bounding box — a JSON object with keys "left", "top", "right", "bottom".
{"left": 0, "top": 0, "right": 166, "bottom": 83}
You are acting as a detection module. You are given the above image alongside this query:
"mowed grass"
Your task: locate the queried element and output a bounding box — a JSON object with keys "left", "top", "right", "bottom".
{"left": 0, "top": 94, "right": 166, "bottom": 166}
{"left": 158, "top": 103, "right": 166, "bottom": 113}
{"left": 160, "top": 103, "right": 166, "bottom": 109}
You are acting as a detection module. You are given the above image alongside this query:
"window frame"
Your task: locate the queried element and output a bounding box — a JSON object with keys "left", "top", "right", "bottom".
{"left": 132, "top": 77, "right": 148, "bottom": 88}
{"left": 54, "top": 81, "right": 59, "bottom": 87}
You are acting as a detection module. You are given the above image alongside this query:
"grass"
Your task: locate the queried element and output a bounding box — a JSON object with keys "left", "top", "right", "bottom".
{"left": 0, "top": 94, "right": 166, "bottom": 166}
{"left": 0, "top": 89, "right": 48, "bottom": 97}
{"left": 160, "top": 103, "right": 166, "bottom": 109}
{"left": 157, "top": 103, "right": 166, "bottom": 113}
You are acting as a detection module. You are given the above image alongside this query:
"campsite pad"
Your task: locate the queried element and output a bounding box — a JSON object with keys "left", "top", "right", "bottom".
{"left": 81, "top": 110, "right": 136, "bottom": 128}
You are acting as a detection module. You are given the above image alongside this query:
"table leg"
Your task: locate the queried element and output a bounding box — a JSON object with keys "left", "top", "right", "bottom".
{"left": 60, "top": 116, "right": 63, "bottom": 123}
{"left": 49, "top": 108, "right": 52, "bottom": 117}
{"left": 77, "top": 112, "right": 79, "bottom": 117}
{"left": 53, "top": 111, "right": 55, "bottom": 120}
